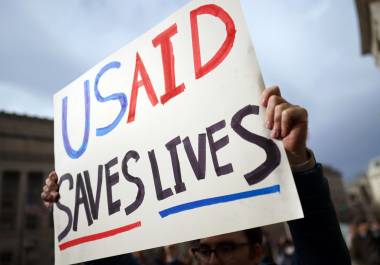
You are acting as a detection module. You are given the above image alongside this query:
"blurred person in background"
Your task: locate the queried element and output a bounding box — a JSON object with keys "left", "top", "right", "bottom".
{"left": 371, "top": 220, "right": 380, "bottom": 264}
{"left": 275, "top": 238, "right": 295, "bottom": 265}
{"left": 371, "top": 220, "right": 380, "bottom": 245}
{"left": 351, "top": 219, "right": 380, "bottom": 265}
{"left": 348, "top": 223, "right": 358, "bottom": 250}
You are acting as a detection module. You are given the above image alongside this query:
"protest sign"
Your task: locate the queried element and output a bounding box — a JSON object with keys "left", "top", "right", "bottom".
{"left": 53, "top": 0, "right": 303, "bottom": 264}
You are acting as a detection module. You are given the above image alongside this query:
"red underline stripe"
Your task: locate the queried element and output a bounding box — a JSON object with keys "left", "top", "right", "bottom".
{"left": 59, "top": 221, "right": 142, "bottom": 251}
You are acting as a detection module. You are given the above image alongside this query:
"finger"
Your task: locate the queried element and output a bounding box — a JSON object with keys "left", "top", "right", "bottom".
{"left": 42, "top": 191, "right": 53, "bottom": 202}
{"left": 49, "top": 171, "right": 58, "bottom": 183}
{"left": 43, "top": 185, "right": 49, "bottom": 193}
{"left": 46, "top": 171, "right": 58, "bottom": 185}
{"left": 281, "top": 106, "right": 308, "bottom": 138}
{"left": 47, "top": 182, "right": 59, "bottom": 192}
{"left": 45, "top": 174, "right": 58, "bottom": 190}
{"left": 42, "top": 185, "right": 58, "bottom": 202}
{"left": 44, "top": 201, "right": 52, "bottom": 208}
{"left": 41, "top": 191, "right": 47, "bottom": 201}
{"left": 51, "top": 191, "right": 60, "bottom": 202}
{"left": 261, "top": 86, "right": 281, "bottom": 107}
{"left": 272, "top": 102, "right": 291, "bottom": 139}
{"left": 265, "top": 95, "right": 286, "bottom": 130}
{"left": 41, "top": 190, "right": 55, "bottom": 202}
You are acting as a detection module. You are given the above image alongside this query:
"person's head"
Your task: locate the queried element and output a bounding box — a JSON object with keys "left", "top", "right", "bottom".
{"left": 280, "top": 239, "right": 294, "bottom": 257}
{"left": 191, "top": 228, "right": 263, "bottom": 265}
{"left": 371, "top": 220, "right": 380, "bottom": 232}
{"left": 349, "top": 223, "right": 357, "bottom": 234}
{"left": 355, "top": 218, "right": 369, "bottom": 237}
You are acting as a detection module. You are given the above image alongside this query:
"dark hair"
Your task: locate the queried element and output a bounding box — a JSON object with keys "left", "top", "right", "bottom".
{"left": 191, "top": 228, "right": 263, "bottom": 246}
{"left": 243, "top": 228, "right": 263, "bottom": 245}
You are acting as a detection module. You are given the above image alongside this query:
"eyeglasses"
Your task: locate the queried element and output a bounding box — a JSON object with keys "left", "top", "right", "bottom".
{"left": 191, "top": 242, "right": 253, "bottom": 263}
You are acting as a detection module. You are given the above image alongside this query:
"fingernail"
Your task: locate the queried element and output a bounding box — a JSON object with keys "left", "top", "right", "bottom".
{"left": 274, "top": 129, "right": 280, "bottom": 138}
{"left": 265, "top": 121, "right": 270, "bottom": 129}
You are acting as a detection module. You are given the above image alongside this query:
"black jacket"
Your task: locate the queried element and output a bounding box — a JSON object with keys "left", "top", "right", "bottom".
{"left": 287, "top": 164, "right": 351, "bottom": 265}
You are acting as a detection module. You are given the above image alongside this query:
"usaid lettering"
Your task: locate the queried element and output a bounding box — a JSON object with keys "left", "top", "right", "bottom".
{"left": 61, "top": 4, "right": 235, "bottom": 159}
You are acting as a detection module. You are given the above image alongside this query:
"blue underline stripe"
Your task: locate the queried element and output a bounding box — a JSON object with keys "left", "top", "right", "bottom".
{"left": 159, "top": 184, "right": 280, "bottom": 218}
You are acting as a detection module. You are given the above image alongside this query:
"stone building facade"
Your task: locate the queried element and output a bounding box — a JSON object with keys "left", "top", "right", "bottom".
{"left": 0, "top": 112, "right": 54, "bottom": 265}
{"left": 322, "top": 166, "right": 351, "bottom": 223}
{"left": 367, "top": 156, "right": 380, "bottom": 204}
{"left": 347, "top": 161, "right": 380, "bottom": 222}
{"left": 356, "top": 0, "right": 380, "bottom": 68}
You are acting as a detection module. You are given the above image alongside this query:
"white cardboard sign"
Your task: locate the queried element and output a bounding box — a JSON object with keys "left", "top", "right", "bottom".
{"left": 53, "top": 0, "right": 303, "bottom": 264}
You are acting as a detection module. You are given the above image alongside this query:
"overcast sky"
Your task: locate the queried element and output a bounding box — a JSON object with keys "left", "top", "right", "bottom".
{"left": 0, "top": 0, "right": 379, "bottom": 181}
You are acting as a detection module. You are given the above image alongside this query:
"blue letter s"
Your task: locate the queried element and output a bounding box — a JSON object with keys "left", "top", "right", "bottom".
{"left": 94, "top": 61, "right": 128, "bottom": 136}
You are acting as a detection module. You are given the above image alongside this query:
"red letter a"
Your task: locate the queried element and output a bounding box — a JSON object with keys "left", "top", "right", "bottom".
{"left": 127, "top": 52, "right": 159, "bottom": 123}
{"left": 152, "top": 23, "right": 185, "bottom": 105}
{"left": 190, "top": 4, "right": 236, "bottom": 79}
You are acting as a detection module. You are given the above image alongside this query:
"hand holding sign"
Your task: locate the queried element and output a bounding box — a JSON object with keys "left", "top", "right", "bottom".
{"left": 41, "top": 171, "right": 59, "bottom": 208}
{"left": 261, "top": 86, "right": 308, "bottom": 165}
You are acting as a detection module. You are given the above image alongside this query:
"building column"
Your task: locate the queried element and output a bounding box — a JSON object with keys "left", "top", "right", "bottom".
{"left": 15, "top": 171, "right": 28, "bottom": 265}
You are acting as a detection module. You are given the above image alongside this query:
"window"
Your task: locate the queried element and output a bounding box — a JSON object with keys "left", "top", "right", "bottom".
{"left": 0, "top": 171, "right": 20, "bottom": 230}
{"left": 27, "top": 172, "right": 44, "bottom": 207}
{"left": 0, "top": 251, "right": 13, "bottom": 265}
{"left": 24, "top": 172, "right": 44, "bottom": 230}
{"left": 25, "top": 213, "right": 39, "bottom": 230}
